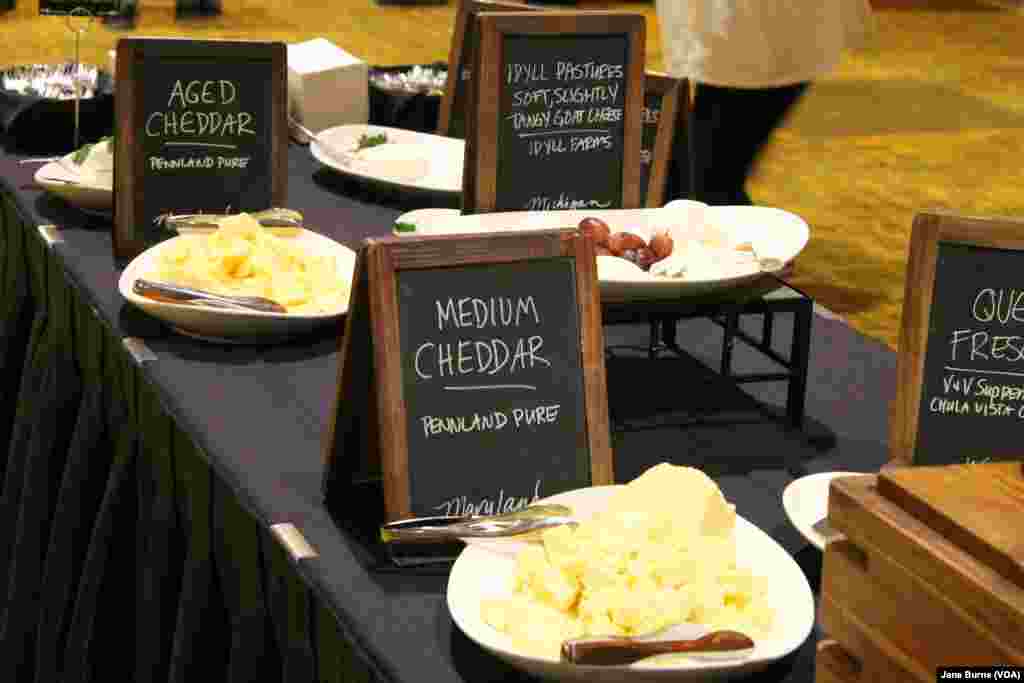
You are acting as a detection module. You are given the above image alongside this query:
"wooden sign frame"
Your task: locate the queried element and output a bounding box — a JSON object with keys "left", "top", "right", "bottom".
{"left": 113, "top": 38, "right": 288, "bottom": 262}
{"left": 323, "top": 229, "right": 614, "bottom": 522}
{"left": 892, "top": 211, "right": 1024, "bottom": 466}
{"left": 641, "top": 72, "right": 687, "bottom": 208}
{"left": 436, "top": 0, "right": 540, "bottom": 140}
{"left": 466, "top": 11, "right": 645, "bottom": 213}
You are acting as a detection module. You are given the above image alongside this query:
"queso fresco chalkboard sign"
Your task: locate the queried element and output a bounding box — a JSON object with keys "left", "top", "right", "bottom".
{"left": 893, "top": 212, "right": 1024, "bottom": 467}
{"left": 113, "top": 39, "right": 288, "bottom": 261}
{"left": 323, "top": 230, "right": 613, "bottom": 522}
{"left": 464, "top": 11, "right": 645, "bottom": 213}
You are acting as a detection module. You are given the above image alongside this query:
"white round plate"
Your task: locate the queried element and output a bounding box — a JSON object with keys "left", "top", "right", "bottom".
{"left": 782, "top": 472, "right": 867, "bottom": 551}
{"left": 310, "top": 124, "right": 464, "bottom": 195}
{"left": 393, "top": 200, "right": 809, "bottom": 301}
{"left": 118, "top": 229, "right": 356, "bottom": 341}
{"left": 447, "top": 485, "right": 815, "bottom": 682}
{"left": 34, "top": 159, "right": 112, "bottom": 211}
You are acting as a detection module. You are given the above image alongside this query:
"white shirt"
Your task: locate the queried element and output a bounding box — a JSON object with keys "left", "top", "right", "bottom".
{"left": 655, "top": 0, "right": 875, "bottom": 88}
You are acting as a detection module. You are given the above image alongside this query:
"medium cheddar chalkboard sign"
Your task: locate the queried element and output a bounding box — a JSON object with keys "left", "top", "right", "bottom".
{"left": 437, "top": 0, "right": 539, "bottom": 140}
{"left": 464, "top": 11, "right": 644, "bottom": 213}
{"left": 323, "top": 230, "right": 613, "bottom": 522}
{"left": 640, "top": 72, "right": 686, "bottom": 208}
{"left": 892, "top": 212, "right": 1024, "bottom": 467}
{"left": 113, "top": 38, "right": 287, "bottom": 261}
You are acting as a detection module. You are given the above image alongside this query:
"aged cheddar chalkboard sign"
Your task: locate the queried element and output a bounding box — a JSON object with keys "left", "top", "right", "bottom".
{"left": 464, "top": 11, "right": 644, "bottom": 213}
{"left": 892, "top": 212, "right": 1024, "bottom": 467}
{"left": 437, "top": 0, "right": 539, "bottom": 140}
{"left": 39, "top": 0, "right": 119, "bottom": 15}
{"left": 639, "top": 72, "right": 686, "bottom": 208}
{"left": 113, "top": 38, "right": 287, "bottom": 261}
{"left": 323, "top": 230, "right": 613, "bottom": 522}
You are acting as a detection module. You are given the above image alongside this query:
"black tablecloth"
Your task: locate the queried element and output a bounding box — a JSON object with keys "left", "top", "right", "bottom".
{"left": 0, "top": 144, "right": 896, "bottom": 683}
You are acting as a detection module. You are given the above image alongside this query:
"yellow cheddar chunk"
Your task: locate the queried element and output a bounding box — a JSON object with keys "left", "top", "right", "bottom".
{"left": 146, "top": 212, "right": 349, "bottom": 314}
{"left": 479, "top": 463, "right": 774, "bottom": 661}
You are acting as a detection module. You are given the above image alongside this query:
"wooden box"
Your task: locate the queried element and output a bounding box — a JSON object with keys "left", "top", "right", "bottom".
{"left": 815, "top": 463, "right": 1024, "bottom": 682}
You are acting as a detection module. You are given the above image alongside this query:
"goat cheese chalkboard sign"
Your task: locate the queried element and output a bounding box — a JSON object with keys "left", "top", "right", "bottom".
{"left": 323, "top": 229, "right": 613, "bottom": 523}
{"left": 463, "top": 11, "right": 644, "bottom": 213}
{"left": 892, "top": 212, "right": 1024, "bottom": 467}
{"left": 113, "top": 38, "right": 287, "bottom": 262}
{"left": 639, "top": 72, "right": 686, "bottom": 208}
{"left": 437, "top": 0, "right": 539, "bottom": 141}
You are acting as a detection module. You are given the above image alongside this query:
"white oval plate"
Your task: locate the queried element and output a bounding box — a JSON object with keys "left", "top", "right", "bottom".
{"left": 393, "top": 201, "right": 809, "bottom": 301}
{"left": 448, "top": 485, "right": 815, "bottom": 682}
{"left": 119, "top": 229, "right": 356, "bottom": 341}
{"left": 782, "top": 472, "right": 868, "bottom": 551}
{"left": 310, "top": 123, "right": 464, "bottom": 195}
{"left": 34, "top": 159, "right": 112, "bottom": 211}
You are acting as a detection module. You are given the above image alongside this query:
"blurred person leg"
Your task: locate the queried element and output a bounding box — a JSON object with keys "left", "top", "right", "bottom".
{"left": 689, "top": 82, "right": 809, "bottom": 206}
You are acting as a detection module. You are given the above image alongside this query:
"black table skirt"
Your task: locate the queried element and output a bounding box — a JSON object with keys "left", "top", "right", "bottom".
{"left": 0, "top": 190, "right": 378, "bottom": 683}
{"left": 0, "top": 145, "right": 897, "bottom": 683}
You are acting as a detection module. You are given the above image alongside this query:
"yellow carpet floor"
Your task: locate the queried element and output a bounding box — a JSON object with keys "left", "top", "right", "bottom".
{"left": 2, "top": 0, "right": 1023, "bottom": 350}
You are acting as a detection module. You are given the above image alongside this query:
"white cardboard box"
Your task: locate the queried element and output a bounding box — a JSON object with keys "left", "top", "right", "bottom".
{"left": 287, "top": 38, "right": 368, "bottom": 141}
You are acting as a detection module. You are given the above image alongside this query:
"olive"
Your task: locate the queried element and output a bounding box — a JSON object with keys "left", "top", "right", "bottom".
{"left": 578, "top": 217, "right": 611, "bottom": 247}
{"left": 635, "top": 247, "right": 659, "bottom": 270}
{"left": 649, "top": 231, "right": 674, "bottom": 260}
{"left": 620, "top": 248, "right": 640, "bottom": 266}
{"left": 607, "top": 231, "right": 648, "bottom": 256}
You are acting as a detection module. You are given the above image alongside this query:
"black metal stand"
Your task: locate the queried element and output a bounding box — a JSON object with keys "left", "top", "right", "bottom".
{"left": 603, "top": 277, "right": 815, "bottom": 432}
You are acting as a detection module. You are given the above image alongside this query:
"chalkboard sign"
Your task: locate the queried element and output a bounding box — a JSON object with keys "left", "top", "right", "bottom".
{"left": 39, "top": 0, "right": 119, "bottom": 15}
{"left": 893, "top": 211, "right": 1024, "bottom": 467}
{"left": 639, "top": 72, "right": 686, "bottom": 208}
{"left": 464, "top": 11, "right": 644, "bottom": 213}
{"left": 323, "top": 230, "right": 613, "bottom": 522}
{"left": 38, "top": 0, "right": 118, "bottom": 14}
{"left": 113, "top": 38, "right": 287, "bottom": 261}
{"left": 436, "top": 0, "right": 539, "bottom": 140}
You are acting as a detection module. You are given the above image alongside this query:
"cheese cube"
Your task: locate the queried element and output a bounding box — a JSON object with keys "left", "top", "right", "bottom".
{"left": 287, "top": 38, "right": 368, "bottom": 141}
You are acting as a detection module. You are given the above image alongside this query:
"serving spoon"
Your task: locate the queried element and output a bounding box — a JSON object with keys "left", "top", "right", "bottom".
{"left": 561, "top": 625, "right": 755, "bottom": 666}
{"left": 748, "top": 243, "right": 785, "bottom": 273}
{"left": 288, "top": 116, "right": 322, "bottom": 144}
{"left": 19, "top": 156, "right": 64, "bottom": 164}
{"left": 288, "top": 116, "right": 370, "bottom": 166}
{"left": 133, "top": 279, "right": 288, "bottom": 314}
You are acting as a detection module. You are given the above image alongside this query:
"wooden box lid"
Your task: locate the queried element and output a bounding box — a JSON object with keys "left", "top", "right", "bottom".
{"left": 824, "top": 462, "right": 1024, "bottom": 671}
{"left": 874, "top": 462, "right": 1024, "bottom": 589}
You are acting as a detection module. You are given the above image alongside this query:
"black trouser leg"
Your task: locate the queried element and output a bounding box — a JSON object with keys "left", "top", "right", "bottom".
{"left": 689, "top": 81, "right": 809, "bottom": 206}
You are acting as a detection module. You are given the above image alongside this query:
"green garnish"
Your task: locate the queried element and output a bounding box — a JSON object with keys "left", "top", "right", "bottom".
{"left": 394, "top": 221, "right": 417, "bottom": 233}
{"left": 357, "top": 132, "right": 388, "bottom": 151}
{"left": 72, "top": 143, "right": 93, "bottom": 165}
{"left": 72, "top": 135, "right": 113, "bottom": 165}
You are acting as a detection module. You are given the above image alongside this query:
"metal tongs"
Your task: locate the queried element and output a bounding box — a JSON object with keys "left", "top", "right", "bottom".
{"left": 379, "top": 504, "right": 577, "bottom": 544}
{"left": 156, "top": 207, "right": 305, "bottom": 235}
{"left": 133, "top": 279, "right": 288, "bottom": 314}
